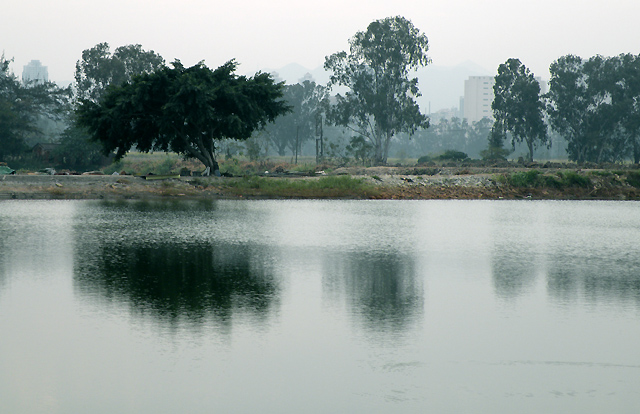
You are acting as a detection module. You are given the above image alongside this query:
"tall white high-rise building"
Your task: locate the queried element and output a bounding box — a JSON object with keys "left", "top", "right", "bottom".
{"left": 463, "top": 76, "right": 495, "bottom": 123}
{"left": 463, "top": 76, "right": 548, "bottom": 124}
{"left": 22, "top": 60, "right": 48, "bottom": 84}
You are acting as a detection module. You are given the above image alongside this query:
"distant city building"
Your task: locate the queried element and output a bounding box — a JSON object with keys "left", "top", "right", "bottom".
{"left": 463, "top": 75, "right": 548, "bottom": 124}
{"left": 463, "top": 76, "right": 495, "bottom": 124}
{"left": 429, "top": 107, "right": 462, "bottom": 123}
{"left": 22, "top": 60, "right": 48, "bottom": 84}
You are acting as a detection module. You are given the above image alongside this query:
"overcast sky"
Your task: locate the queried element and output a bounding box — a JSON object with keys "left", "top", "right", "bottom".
{"left": 2, "top": 0, "right": 640, "bottom": 83}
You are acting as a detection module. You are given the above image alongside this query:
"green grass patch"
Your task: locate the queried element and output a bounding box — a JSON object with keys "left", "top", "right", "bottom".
{"left": 500, "top": 170, "right": 591, "bottom": 189}
{"left": 557, "top": 170, "right": 591, "bottom": 188}
{"left": 221, "top": 175, "right": 381, "bottom": 198}
{"left": 506, "top": 170, "right": 542, "bottom": 187}
{"left": 588, "top": 170, "right": 613, "bottom": 177}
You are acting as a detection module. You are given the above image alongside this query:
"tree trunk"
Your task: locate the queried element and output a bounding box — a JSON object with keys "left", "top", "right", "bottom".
{"left": 372, "top": 124, "right": 387, "bottom": 165}
{"left": 382, "top": 131, "right": 392, "bottom": 165}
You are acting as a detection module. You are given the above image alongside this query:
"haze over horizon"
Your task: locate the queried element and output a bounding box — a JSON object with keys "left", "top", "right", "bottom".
{"left": 3, "top": 0, "right": 639, "bottom": 110}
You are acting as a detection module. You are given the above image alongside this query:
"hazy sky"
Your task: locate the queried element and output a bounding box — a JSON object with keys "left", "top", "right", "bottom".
{"left": 2, "top": 0, "right": 640, "bottom": 83}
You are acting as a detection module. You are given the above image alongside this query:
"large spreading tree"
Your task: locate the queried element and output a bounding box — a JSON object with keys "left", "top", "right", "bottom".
{"left": 324, "top": 16, "right": 431, "bottom": 165}
{"left": 76, "top": 60, "right": 290, "bottom": 175}
{"left": 492, "top": 58, "right": 548, "bottom": 162}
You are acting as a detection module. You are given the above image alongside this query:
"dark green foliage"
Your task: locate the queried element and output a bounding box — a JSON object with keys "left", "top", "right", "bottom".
{"left": 435, "top": 150, "right": 469, "bottom": 161}
{"left": 547, "top": 54, "right": 640, "bottom": 164}
{"left": 502, "top": 170, "right": 592, "bottom": 188}
{"left": 0, "top": 54, "right": 71, "bottom": 162}
{"left": 625, "top": 171, "right": 640, "bottom": 188}
{"left": 416, "top": 155, "right": 431, "bottom": 164}
{"left": 54, "top": 123, "right": 107, "bottom": 171}
{"left": 76, "top": 60, "right": 290, "bottom": 175}
{"left": 411, "top": 167, "right": 440, "bottom": 176}
{"left": 557, "top": 170, "right": 591, "bottom": 188}
{"left": 325, "top": 16, "right": 430, "bottom": 165}
{"left": 492, "top": 58, "right": 548, "bottom": 161}
{"left": 480, "top": 122, "right": 512, "bottom": 160}
{"left": 505, "top": 170, "right": 542, "bottom": 187}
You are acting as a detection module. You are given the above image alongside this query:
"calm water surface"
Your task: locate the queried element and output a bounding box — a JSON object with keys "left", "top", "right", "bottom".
{"left": 0, "top": 199, "right": 639, "bottom": 413}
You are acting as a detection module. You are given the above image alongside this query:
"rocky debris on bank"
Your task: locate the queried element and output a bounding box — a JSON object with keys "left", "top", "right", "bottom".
{"left": 1, "top": 164, "right": 639, "bottom": 200}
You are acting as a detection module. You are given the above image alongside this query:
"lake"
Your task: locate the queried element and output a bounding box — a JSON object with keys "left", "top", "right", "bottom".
{"left": 0, "top": 199, "right": 639, "bottom": 413}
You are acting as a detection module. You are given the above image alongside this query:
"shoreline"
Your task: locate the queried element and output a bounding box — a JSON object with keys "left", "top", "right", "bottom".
{"left": 1, "top": 167, "right": 639, "bottom": 201}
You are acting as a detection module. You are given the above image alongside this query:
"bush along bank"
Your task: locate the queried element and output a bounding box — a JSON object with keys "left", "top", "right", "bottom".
{"left": 492, "top": 169, "right": 640, "bottom": 199}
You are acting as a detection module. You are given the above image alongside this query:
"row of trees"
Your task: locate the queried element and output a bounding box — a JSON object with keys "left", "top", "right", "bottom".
{"left": 549, "top": 54, "right": 640, "bottom": 164}
{"left": 6, "top": 16, "right": 640, "bottom": 171}
{"left": 74, "top": 16, "right": 432, "bottom": 172}
{"left": 1, "top": 17, "right": 434, "bottom": 171}
{"left": 493, "top": 54, "right": 640, "bottom": 164}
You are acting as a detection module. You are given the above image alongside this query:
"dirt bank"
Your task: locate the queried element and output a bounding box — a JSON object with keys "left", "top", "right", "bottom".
{"left": 1, "top": 166, "right": 639, "bottom": 201}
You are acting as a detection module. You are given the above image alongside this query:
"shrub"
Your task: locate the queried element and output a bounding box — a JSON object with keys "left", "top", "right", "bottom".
{"left": 436, "top": 150, "right": 469, "bottom": 161}
{"left": 480, "top": 146, "right": 511, "bottom": 160}
{"left": 557, "top": 170, "right": 591, "bottom": 188}
{"left": 626, "top": 171, "right": 640, "bottom": 188}
{"left": 503, "top": 170, "right": 591, "bottom": 189}
{"left": 411, "top": 167, "right": 440, "bottom": 176}
{"left": 416, "top": 155, "right": 431, "bottom": 165}
{"left": 507, "top": 170, "right": 541, "bottom": 187}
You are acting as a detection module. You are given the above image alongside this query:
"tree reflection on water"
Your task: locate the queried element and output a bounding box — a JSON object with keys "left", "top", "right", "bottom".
{"left": 323, "top": 251, "right": 423, "bottom": 336}
{"left": 490, "top": 233, "right": 640, "bottom": 307}
{"left": 546, "top": 253, "right": 640, "bottom": 307}
{"left": 72, "top": 200, "right": 280, "bottom": 330}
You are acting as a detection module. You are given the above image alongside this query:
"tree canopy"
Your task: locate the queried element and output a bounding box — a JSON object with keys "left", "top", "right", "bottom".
{"left": 546, "top": 54, "right": 640, "bottom": 163}
{"left": 74, "top": 42, "right": 165, "bottom": 104}
{"left": 324, "top": 16, "right": 431, "bottom": 165}
{"left": 76, "top": 60, "right": 290, "bottom": 174}
{"left": 0, "top": 54, "right": 71, "bottom": 162}
{"left": 492, "top": 58, "right": 548, "bottom": 162}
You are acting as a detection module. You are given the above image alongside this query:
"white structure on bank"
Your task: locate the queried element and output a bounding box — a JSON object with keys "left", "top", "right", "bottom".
{"left": 463, "top": 75, "right": 548, "bottom": 124}
{"left": 22, "top": 60, "right": 48, "bottom": 84}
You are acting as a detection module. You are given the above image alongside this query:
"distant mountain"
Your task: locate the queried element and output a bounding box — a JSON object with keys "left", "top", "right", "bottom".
{"left": 254, "top": 60, "right": 493, "bottom": 113}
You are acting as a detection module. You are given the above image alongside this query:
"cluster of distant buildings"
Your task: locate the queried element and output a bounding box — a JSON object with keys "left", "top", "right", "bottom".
{"left": 430, "top": 76, "right": 548, "bottom": 124}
